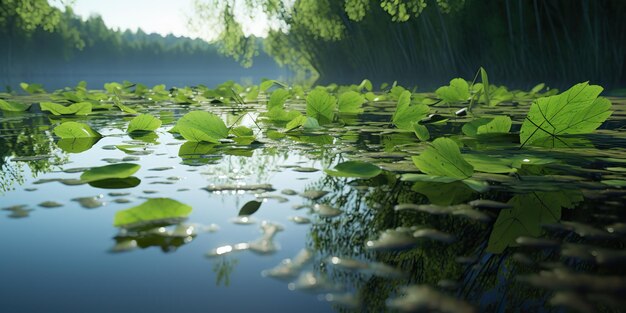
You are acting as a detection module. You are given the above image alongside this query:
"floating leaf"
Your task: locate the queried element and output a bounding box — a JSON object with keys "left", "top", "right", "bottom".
{"left": 268, "top": 89, "right": 290, "bottom": 111}
{"left": 412, "top": 138, "right": 473, "bottom": 179}
{"left": 463, "top": 154, "right": 516, "bottom": 173}
{"left": 53, "top": 122, "right": 102, "bottom": 139}
{"left": 41, "top": 102, "right": 92, "bottom": 115}
{"left": 306, "top": 89, "right": 336, "bottom": 125}
{"left": 20, "top": 82, "right": 45, "bottom": 94}
{"left": 357, "top": 79, "right": 373, "bottom": 92}
{"left": 88, "top": 177, "right": 140, "bottom": 189}
{"left": 520, "top": 82, "right": 612, "bottom": 148}
{"left": 487, "top": 190, "right": 583, "bottom": 253}
{"left": 57, "top": 138, "right": 100, "bottom": 153}
{"left": 338, "top": 91, "right": 365, "bottom": 113}
{"left": 286, "top": 115, "right": 307, "bottom": 131}
{"left": 127, "top": 114, "right": 162, "bottom": 133}
{"left": 231, "top": 126, "right": 253, "bottom": 137}
{"left": 176, "top": 111, "right": 228, "bottom": 143}
{"left": 113, "top": 198, "right": 192, "bottom": 227}
{"left": 392, "top": 90, "right": 429, "bottom": 130}
{"left": 80, "top": 163, "right": 140, "bottom": 182}
{"left": 413, "top": 123, "right": 430, "bottom": 141}
{"left": 238, "top": 200, "right": 262, "bottom": 216}
{"left": 325, "top": 161, "right": 382, "bottom": 178}
{"left": 436, "top": 78, "right": 470, "bottom": 103}
{"left": 260, "top": 80, "right": 277, "bottom": 92}
{"left": 0, "top": 99, "right": 30, "bottom": 112}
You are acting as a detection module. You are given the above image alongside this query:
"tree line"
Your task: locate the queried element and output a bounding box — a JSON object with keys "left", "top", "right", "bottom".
{"left": 192, "top": 0, "right": 626, "bottom": 90}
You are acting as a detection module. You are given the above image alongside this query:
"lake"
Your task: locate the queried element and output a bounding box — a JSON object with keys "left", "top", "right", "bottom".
{"left": 1, "top": 82, "right": 625, "bottom": 313}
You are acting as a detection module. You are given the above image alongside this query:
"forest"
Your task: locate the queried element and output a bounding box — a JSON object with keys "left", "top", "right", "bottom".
{"left": 0, "top": 1, "right": 282, "bottom": 90}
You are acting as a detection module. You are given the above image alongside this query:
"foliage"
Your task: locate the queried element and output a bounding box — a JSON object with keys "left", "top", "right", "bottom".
{"left": 175, "top": 111, "right": 229, "bottom": 143}
{"left": 324, "top": 161, "right": 382, "bottom": 178}
{"left": 0, "top": 99, "right": 30, "bottom": 111}
{"left": 40, "top": 101, "right": 91, "bottom": 115}
{"left": 127, "top": 114, "right": 162, "bottom": 133}
{"left": 520, "top": 82, "right": 612, "bottom": 147}
{"left": 411, "top": 138, "right": 473, "bottom": 179}
{"left": 306, "top": 89, "right": 336, "bottom": 125}
{"left": 53, "top": 121, "right": 101, "bottom": 139}
{"left": 80, "top": 163, "right": 141, "bottom": 183}
{"left": 113, "top": 198, "right": 193, "bottom": 227}
{"left": 392, "top": 90, "right": 429, "bottom": 130}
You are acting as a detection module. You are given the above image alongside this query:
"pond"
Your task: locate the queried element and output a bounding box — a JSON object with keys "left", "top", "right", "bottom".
{"left": 1, "top": 81, "right": 625, "bottom": 313}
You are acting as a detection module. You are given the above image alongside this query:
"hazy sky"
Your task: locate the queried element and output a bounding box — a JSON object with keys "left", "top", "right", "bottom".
{"left": 52, "top": 0, "right": 273, "bottom": 40}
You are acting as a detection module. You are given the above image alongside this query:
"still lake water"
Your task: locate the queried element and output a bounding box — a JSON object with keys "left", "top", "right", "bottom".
{"left": 1, "top": 85, "right": 626, "bottom": 313}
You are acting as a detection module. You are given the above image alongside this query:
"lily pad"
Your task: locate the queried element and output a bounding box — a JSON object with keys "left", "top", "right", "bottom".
{"left": 53, "top": 122, "right": 102, "bottom": 139}
{"left": 0, "top": 99, "right": 31, "bottom": 112}
{"left": 412, "top": 138, "right": 473, "bottom": 179}
{"left": 114, "top": 198, "right": 192, "bottom": 228}
{"left": 80, "top": 163, "right": 141, "bottom": 182}
{"left": 40, "top": 101, "right": 92, "bottom": 115}
{"left": 306, "top": 89, "right": 336, "bottom": 125}
{"left": 338, "top": 91, "right": 365, "bottom": 113}
{"left": 325, "top": 161, "right": 382, "bottom": 178}
{"left": 127, "top": 114, "right": 162, "bottom": 133}
{"left": 176, "top": 111, "right": 229, "bottom": 143}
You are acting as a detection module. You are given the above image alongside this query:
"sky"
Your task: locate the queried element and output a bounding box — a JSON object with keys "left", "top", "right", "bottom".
{"left": 51, "top": 0, "right": 273, "bottom": 41}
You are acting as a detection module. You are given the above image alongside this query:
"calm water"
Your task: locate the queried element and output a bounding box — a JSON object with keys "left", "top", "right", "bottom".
{"left": 1, "top": 89, "right": 625, "bottom": 313}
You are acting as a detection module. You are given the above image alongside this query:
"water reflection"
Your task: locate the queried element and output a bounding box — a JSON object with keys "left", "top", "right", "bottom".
{"left": 1, "top": 95, "right": 625, "bottom": 312}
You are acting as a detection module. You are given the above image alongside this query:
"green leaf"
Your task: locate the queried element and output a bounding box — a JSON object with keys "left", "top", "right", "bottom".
{"left": 324, "top": 161, "right": 382, "bottom": 178}
{"left": 530, "top": 83, "right": 545, "bottom": 94}
{"left": 462, "top": 116, "right": 512, "bottom": 136}
{"left": 520, "top": 82, "right": 612, "bottom": 148}
{"left": 88, "top": 177, "right": 141, "bottom": 189}
{"left": 0, "top": 99, "right": 31, "bottom": 112}
{"left": 127, "top": 114, "right": 162, "bottom": 133}
{"left": 286, "top": 115, "right": 307, "bottom": 131}
{"left": 20, "top": 82, "right": 45, "bottom": 94}
{"left": 306, "top": 89, "right": 336, "bottom": 125}
{"left": 357, "top": 79, "right": 373, "bottom": 92}
{"left": 80, "top": 163, "right": 141, "bottom": 182}
{"left": 338, "top": 91, "right": 365, "bottom": 113}
{"left": 411, "top": 181, "right": 476, "bottom": 205}
{"left": 411, "top": 138, "right": 473, "bottom": 179}
{"left": 268, "top": 89, "right": 290, "bottom": 111}
{"left": 113, "top": 198, "right": 192, "bottom": 227}
{"left": 435, "top": 78, "right": 470, "bottom": 103}
{"left": 112, "top": 94, "right": 138, "bottom": 114}
{"left": 392, "top": 91, "right": 429, "bottom": 130}
{"left": 463, "top": 154, "right": 516, "bottom": 173}
{"left": 238, "top": 200, "right": 262, "bottom": 216}
{"left": 57, "top": 138, "right": 100, "bottom": 153}
{"left": 480, "top": 67, "right": 491, "bottom": 107}
{"left": 41, "top": 102, "right": 92, "bottom": 115}
{"left": 53, "top": 122, "right": 102, "bottom": 139}
{"left": 260, "top": 80, "right": 276, "bottom": 92}
{"left": 266, "top": 107, "right": 301, "bottom": 122}
{"left": 487, "top": 190, "right": 583, "bottom": 253}
{"left": 231, "top": 126, "right": 254, "bottom": 137}
{"left": 477, "top": 116, "right": 512, "bottom": 134}
{"left": 176, "top": 111, "right": 228, "bottom": 143}
{"left": 178, "top": 141, "right": 216, "bottom": 157}
{"left": 413, "top": 123, "right": 430, "bottom": 141}
{"left": 302, "top": 117, "right": 320, "bottom": 130}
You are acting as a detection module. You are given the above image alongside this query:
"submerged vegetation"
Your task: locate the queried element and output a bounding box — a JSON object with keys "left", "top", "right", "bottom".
{"left": 1, "top": 71, "right": 625, "bottom": 311}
